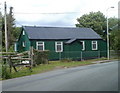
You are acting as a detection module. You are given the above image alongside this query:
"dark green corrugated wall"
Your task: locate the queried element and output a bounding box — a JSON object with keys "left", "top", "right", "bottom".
{"left": 29, "top": 39, "right": 107, "bottom": 60}
{"left": 17, "top": 30, "right": 30, "bottom": 52}
{"left": 17, "top": 29, "right": 107, "bottom": 59}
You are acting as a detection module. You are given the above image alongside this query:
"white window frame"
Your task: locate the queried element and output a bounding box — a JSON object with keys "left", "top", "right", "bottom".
{"left": 22, "top": 41, "right": 25, "bottom": 47}
{"left": 55, "top": 42, "right": 63, "bottom": 52}
{"left": 14, "top": 43, "right": 17, "bottom": 51}
{"left": 36, "top": 41, "right": 45, "bottom": 51}
{"left": 23, "top": 31, "right": 25, "bottom": 35}
{"left": 81, "top": 41, "right": 85, "bottom": 50}
{"left": 92, "top": 41, "right": 98, "bottom": 50}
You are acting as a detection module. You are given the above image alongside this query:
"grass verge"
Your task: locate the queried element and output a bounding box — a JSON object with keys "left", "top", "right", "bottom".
{"left": 2, "top": 58, "right": 107, "bottom": 80}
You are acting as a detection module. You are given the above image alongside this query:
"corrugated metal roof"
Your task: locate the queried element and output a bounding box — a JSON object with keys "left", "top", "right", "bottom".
{"left": 23, "top": 26, "right": 102, "bottom": 40}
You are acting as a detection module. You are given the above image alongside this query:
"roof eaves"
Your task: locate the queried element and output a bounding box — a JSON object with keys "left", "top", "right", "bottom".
{"left": 65, "top": 38, "right": 77, "bottom": 44}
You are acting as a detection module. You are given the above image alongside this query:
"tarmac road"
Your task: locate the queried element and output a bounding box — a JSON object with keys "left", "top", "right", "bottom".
{"left": 2, "top": 61, "right": 118, "bottom": 91}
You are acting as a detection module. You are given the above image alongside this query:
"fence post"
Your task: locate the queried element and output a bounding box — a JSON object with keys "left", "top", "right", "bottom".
{"left": 98, "top": 51, "right": 100, "bottom": 59}
{"left": 59, "top": 52, "right": 61, "bottom": 60}
{"left": 30, "top": 46, "right": 34, "bottom": 67}
{"left": 81, "top": 51, "right": 82, "bottom": 61}
{"left": 8, "top": 56, "right": 17, "bottom": 72}
{"left": 8, "top": 56, "right": 12, "bottom": 73}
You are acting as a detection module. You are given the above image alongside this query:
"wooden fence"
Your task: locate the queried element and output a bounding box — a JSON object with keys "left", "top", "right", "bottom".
{"left": 1, "top": 47, "right": 34, "bottom": 72}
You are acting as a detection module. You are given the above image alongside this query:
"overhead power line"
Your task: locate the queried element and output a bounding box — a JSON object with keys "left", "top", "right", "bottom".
{"left": 14, "top": 12, "right": 80, "bottom": 15}
{"left": 15, "top": 20, "right": 23, "bottom": 26}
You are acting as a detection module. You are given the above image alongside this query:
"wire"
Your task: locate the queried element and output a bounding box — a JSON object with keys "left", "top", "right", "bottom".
{"left": 14, "top": 12, "right": 80, "bottom": 15}
{"left": 15, "top": 20, "right": 23, "bottom": 26}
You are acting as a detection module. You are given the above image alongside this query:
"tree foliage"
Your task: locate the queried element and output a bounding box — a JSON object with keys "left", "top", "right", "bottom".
{"left": 2, "top": 7, "right": 21, "bottom": 51}
{"left": 2, "top": 7, "right": 15, "bottom": 48}
{"left": 110, "top": 30, "right": 119, "bottom": 50}
{"left": 0, "top": 12, "right": 2, "bottom": 51}
{"left": 76, "top": 11, "right": 120, "bottom": 51}
{"left": 110, "top": 19, "right": 120, "bottom": 51}
{"left": 76, "top": 11, "right": 106, "bottom": 38}
{"left": 0, "top": 12, "right": 2, "bottom": 31}
{"left": 108, "top": 17, "right": 118, "bottom": 31}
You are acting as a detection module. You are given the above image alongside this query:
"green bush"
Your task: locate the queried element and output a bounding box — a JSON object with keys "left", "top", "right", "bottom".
{"left": 2, "top": 63, "right": 12, "bottom": 79}
{"left": 33, "top": 49, "right": 49, "bottom": 65}
{"left": 0, "top": 63, "right": 2, "bottom": 79}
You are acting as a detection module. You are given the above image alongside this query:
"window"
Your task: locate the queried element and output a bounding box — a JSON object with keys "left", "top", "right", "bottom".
{"left": 23, "top": 31, "right": 25, "bottom": 35}
{"left": 36, "top": 42, "right": 44, "bottom": 51}
{"left": 22, "top": 41, "right": 25, "bottom": 47}
{"left": 81, "top": 41, "right": 85, "bottom": 50}
{"left": 55, "top": 42, "right": 63, "bottom": 52}
{"left": 14, "top": 43, "right": 17, "bottom": 51}
{"left": 92, "top": 41, "right": 98, "bottom": 50}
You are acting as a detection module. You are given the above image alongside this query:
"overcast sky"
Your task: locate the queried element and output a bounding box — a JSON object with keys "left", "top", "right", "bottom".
{"left": 0, "top": 0, "right": 119, "bottom": 27}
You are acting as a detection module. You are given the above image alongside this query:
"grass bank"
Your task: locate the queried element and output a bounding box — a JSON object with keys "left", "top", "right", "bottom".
{"left": 0, "top": 62, "right": 2, "bottom": 80}
{"left": 2, "top": 58, "right": 107, "bottom": 80}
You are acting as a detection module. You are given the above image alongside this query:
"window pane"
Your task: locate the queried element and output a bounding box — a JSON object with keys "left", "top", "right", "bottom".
{"left": 23, "top": 42, "right": 25, "bottom": 47}
{"left": 37, "top": 42, "right": 44, "bottom": 50}
{"left": 93, "top": 44, "right": 96, "bottom": 49}
{"left": 57, "top": 42, "right": 62, "bottom": 45}
{"left": 38, "top": 42, "right": 43, "bottom": 45}
{"left": 92, "top": 41, "right": 97, "bottom": 50}
{"left": 57, "top": 45, "right": 61, "bottom": 51}
{"left": 81, "top": 41, "right": 85, "bottom": 50}
{"left": 55, "top": 42, "right": 63, "bottom": 52}
{"left": 93, "top": 41, "right": 96, "bottom": 44}
{"left": 38, "top": 45, "right": 43, "bottom": 50}
{"left": 23, "top": 31, "right": 25, "bottom": 35}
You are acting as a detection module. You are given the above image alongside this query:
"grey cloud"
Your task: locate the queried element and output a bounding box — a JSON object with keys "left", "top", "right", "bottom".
{"left": 16, "top": 13, "right": 79, "bottom": 27}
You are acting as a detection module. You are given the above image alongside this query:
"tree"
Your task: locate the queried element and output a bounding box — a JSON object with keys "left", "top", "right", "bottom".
{"left": 76, "top": 11, "right": 120, "bottom": 53}
{"left": 0, "top": 12, "right": 2, "bottom": 51}
{"left": 108, "top": 17, "right": 118, "bottom": 31}
{"left": 1, "top": 6, "right": 21, "bottom": 52}
{"left": 2, "top": 7, "right": 17, "bottom": 51}
{"left": 7, "top": 7, "right": 14, "bottom": 48}
{"left": 6, "top": 6, "right": 17, "bottom": 49}
{"left": 110, "top": 19, "right": 120, "bottom": 51}
{"left": 76, "top": 11, "right": 106, "bottom": 38}
{"left": 0, "top": 12, "right": 2, "bottom": 31}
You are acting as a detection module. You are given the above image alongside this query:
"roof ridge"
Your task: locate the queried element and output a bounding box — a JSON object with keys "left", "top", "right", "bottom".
{"left": 23, "top": 25, "right": 91, "bottom": 29}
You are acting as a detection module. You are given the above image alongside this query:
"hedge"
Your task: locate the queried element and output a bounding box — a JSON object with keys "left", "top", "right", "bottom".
{"left": 33, "top": 49, "right": 49, "bottom": 65}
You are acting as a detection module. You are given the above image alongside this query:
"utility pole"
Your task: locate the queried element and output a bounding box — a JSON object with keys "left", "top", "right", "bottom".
{"left": 118, "top": 1, "right": 120, "bottom": 30}
{"left": 0, "top": 4, "right": 2, "bottom": 53}
{"left": 106, "top": 6, "right": 114, "bottom": 60}
{"left": 4, "top": 2, "right": 8, "bottom": 52}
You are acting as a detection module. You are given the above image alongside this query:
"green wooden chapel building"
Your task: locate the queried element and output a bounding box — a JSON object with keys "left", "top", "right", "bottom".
{"left": 16, "top": 26, "right": 107, "bottom": 60}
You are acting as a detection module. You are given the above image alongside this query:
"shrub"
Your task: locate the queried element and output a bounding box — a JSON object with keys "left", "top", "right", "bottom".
{"left": 33, "top": 49, "right": 49, "bottom": 65}
{"left": 2, "top": 63, "right": 12, "bottom": 79}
